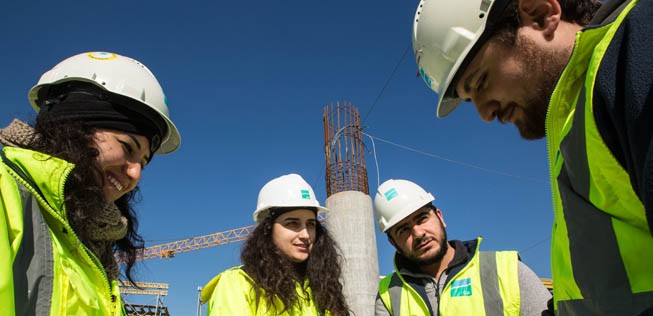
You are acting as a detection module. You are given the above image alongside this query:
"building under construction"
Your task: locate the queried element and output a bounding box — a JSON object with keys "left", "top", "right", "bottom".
{"left": 323, "top": 101, "right": 379, "bottom": 316}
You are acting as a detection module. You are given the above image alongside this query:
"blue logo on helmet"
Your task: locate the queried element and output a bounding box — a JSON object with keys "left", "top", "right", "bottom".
{"left": 419, "top": 68, "right": 433, "bottom": 88}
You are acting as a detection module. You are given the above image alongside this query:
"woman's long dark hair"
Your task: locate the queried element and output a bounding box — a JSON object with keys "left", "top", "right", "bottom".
{"left": 241, "top": 210, "right": 350, "bottom": 316}
{"left": 29, "top": 115, "right": 144, "bottom": 283}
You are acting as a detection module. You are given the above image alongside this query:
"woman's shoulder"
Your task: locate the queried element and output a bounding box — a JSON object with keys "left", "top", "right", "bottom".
{"left": 218, "top": 266, "right": 254, "bottom": 282}
{"left": 200, "top": 266, "right": 253, "bottom": 303}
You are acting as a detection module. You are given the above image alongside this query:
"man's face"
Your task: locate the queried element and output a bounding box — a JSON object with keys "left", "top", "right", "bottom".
{"left": 455, "top": 32, "right": 570, "bottom": 140}
{"left": 389, "top": 206, "right": 448, "bottom": 266}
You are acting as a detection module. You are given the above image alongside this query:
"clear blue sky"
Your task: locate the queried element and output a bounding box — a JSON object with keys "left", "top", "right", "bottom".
{"left": 2, "top": 1, "right": 552, "bottom": 314}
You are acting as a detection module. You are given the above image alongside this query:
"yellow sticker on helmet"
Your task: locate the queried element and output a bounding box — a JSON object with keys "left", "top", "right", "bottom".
{"left": 87, "top": 52, "right": 117, "bottom": 60}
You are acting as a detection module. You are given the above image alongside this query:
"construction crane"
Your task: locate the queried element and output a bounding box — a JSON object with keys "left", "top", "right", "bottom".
{"left": 134, "top": 224, "right": 255, "bottom": 261}
{"left": 116, "top": 212, "right": 327, "bottom": 263}
{"left": 118, "top": 214, "right": 319, "bottom": 263}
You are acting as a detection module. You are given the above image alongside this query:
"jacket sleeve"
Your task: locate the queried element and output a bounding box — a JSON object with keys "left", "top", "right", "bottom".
{"left": 517, "top": 261, "right": 551, "bottom": 316}
{"left": 593, "top": 0, "right": 653, "bottom": 235}
{"left": 0, "top": 170, "right": 21, "bottom": 316}
{"left": 206, "top": 269, "right": 257, "bottom": 316}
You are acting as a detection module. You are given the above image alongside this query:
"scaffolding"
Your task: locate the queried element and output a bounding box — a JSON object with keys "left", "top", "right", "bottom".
{"left": 120, "top": 281, "right": 169, "bottom": 316}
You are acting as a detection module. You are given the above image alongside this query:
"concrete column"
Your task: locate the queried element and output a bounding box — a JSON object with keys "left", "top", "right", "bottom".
{"left": 326, "top": 191, "right": 379, "bottom": 316}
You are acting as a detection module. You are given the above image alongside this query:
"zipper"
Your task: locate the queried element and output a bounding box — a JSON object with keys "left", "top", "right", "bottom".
{"left": 434, "top": 273, "right": 443, "bottom": 316}
{"left": 3, "top": 158, "right": 116, "bottom": 315}
{"left": 544, "top": 29, "right": 584, "bottom": 263}
{"left": 435, "top": 239, "right": 482, "bottom": 316}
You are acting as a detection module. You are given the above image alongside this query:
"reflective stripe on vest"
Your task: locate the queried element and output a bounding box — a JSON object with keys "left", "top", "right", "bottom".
{"left": 546, "top": 0, "right": 653, "bottom": 314}
{"left": 13, "top": 183, "right": 54, "bottom": 315}
{"left": 378, "top": 246, "right": 520, "bottom": 315}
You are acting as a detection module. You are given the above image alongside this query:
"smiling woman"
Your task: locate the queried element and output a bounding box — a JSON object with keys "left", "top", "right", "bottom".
{"left": 0, "top": 52, "right": 181, "bottom": 315}
{"left": 94, "top": 129, "right": 151, "bottom": 202}
{"left": 201, "top": 174, "right": 351, "bottom": 316}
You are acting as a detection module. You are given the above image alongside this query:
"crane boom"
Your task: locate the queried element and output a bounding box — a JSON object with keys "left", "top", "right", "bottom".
{"left": 138, "top": 224, "right": 255, "bottom": 261}
{"left": 116, "top": 212, "right": 327, "bottom": 263}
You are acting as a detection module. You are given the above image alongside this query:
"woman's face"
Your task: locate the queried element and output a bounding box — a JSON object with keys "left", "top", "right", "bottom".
{"left": 272, "top": 209, "right": 317, "bottom": 263}
{"left": 93, "top": 129, "right": 150, "bottom": 202}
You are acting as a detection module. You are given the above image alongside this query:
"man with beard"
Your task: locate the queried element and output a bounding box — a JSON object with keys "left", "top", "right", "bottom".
{"left": 373, "top": 179, "right": 551, "bottom": 315}
{"left": 411, "top": 0, "right": 653, "bottom": 314}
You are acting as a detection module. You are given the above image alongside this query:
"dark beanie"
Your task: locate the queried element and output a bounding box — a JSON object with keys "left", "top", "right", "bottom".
{"left": 267, "top": 207, "right": 318, "bottom": 220}
{"left": 36, "top": 82, "right": 166, "bottom": 154}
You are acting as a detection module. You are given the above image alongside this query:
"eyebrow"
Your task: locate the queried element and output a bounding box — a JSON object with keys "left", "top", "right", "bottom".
{"left": 128, "top": 135, "right": 142, "bottom": 150}
{"left": 393, "top": 223, "right": 408, "bottom": 235}
{"left": 394, "top": 210, "right": 431, "bottom": 234}
{"left": 282, "top": 217, "right": 316, "bottom": 222}
{"left": 462, "top": 67, "right": 479, "bottom": 95}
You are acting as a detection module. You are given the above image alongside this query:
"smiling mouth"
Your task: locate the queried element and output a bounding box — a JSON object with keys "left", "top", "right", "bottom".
{"left": 108, "top": 175, "right": 124, "bottom": 192}
{"left": 295, "top": 244, "right": 310, "bottom": 251}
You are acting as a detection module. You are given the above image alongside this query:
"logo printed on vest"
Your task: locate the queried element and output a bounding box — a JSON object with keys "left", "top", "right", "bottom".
{"left": 450, "top": 278, "right": 472, "bottom": 297}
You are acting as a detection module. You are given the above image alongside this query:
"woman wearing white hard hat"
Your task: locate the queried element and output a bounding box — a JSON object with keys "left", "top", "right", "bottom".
{"left": 201, "top": 174, "right": 350, "bottom": 316}
{"left": 0, "top": 52, "right": 181, "bottom": 315}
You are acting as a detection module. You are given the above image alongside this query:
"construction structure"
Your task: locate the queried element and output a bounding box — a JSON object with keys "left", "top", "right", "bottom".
{"left": 118, "top": 206, "right": 554, "bottom": 315}
{"left": 323, "top": 101, "right": 379, "bottom": 316}
{"left": 121, "top": 281, "right": 170, "bottom": 316}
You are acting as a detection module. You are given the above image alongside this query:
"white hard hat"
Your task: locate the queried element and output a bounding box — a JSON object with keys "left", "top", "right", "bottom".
{"left": 412, "top": 0, "right": 511, "bottom": 118}
{"left": 253, "top": 174, "right": 328, "bottom": 223}
{"left": 374, "top": 179, "right": 435, "bottom": 232}
{"left": 28, "top": 52, "right": 181, "bottom": 154}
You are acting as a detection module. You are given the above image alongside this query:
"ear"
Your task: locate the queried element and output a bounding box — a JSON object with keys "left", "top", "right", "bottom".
{"left": 435, "top": 208, "right": 447, "bottom": 228}
{"left": 518, "top": 0, "right": 561, "bottom": 39}
{"left": 387, "top": 234, "right": 402, "bottom": 254}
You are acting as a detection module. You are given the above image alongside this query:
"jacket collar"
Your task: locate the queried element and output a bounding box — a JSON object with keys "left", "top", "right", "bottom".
{"left": 2, "top": 146, "right": 74, "bottom": 215}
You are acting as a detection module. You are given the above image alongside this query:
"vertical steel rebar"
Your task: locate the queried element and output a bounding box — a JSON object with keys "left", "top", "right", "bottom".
{"left": 323, "top": 102, "right": 369, "bottom": 196}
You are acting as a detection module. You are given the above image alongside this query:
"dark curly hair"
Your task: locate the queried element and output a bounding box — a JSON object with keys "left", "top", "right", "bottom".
{"left": 240, "top": 210, "right": 350, "bottom": 316}
{"left": 493, "top": 0, "right": 602, "bottom": 45}
{"left": 28, "top": 115, "right": 144, "bottom": 283}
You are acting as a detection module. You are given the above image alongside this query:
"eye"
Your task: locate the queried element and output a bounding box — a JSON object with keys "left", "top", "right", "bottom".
{"left": 284, "top": 221, "right": 299, "bottom": 229}
{"left": 396, "top": 226, "right": 409, "bottom": 237}
{"left": 120, "top": 141, "right": 134, "bottom": 155}
{"left": 476, "top": 73, "right": 487, "bottom": 93}
{"left": 307, "top": 221, "right": 317, "bottom": 228}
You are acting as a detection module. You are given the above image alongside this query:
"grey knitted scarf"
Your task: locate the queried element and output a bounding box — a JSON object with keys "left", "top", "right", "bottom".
{"left": 0, "top": 119, "right": 127, "bottom": 280}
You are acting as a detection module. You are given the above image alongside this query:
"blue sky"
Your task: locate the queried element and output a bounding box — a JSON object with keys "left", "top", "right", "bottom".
{"left": 2, "top": 1, "right": 552, "bottom": 314}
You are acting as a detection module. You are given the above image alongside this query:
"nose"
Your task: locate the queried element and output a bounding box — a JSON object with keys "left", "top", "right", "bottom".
{"left": 298, "top": 226, "right": 310, "bottom": 241}
{"left": 474, "top": 99, "right": 500, "bottom": 123}
{"left": 124, "top": 161, "right": 142, "bottom": 182}
{"left": 411, "top": 224, "right": 425, "bottom": 239}
{"left": 458, "top": 87, "right": 499, "bottom": 123}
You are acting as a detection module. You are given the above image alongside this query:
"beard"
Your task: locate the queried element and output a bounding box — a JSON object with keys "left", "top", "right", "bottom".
{"left": 512, "top": 35, "right": 570, "bottom": 140}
